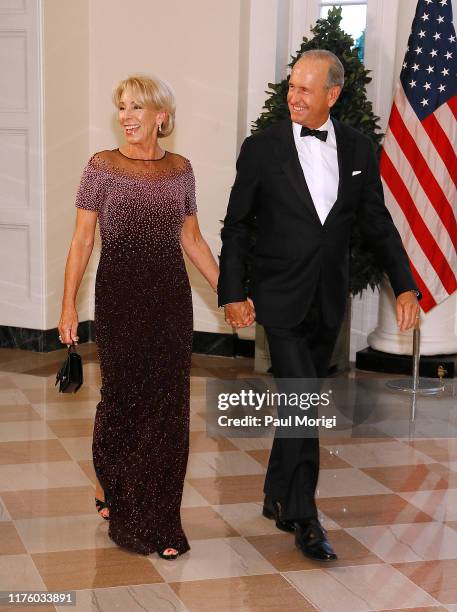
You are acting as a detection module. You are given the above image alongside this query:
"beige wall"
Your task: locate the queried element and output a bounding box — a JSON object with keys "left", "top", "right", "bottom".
{"left": 43, "top": 0, "right": 90, "bottom": 327}
{"left": 88, "top": 0, "right": 242, "bottom": 333}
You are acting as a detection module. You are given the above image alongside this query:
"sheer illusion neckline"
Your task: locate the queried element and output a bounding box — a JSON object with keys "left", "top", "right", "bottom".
{"left": 115, "top": 148, "right": 167, "bottom": 162}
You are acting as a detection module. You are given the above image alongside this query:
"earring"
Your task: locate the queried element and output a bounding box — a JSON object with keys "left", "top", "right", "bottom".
{"left": 158, "top": 123, "right": 162, "bottom": 133}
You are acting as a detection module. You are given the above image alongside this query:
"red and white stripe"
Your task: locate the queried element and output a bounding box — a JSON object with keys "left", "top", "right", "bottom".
{"left": 380, "top": 85, "right": 457, "bottom": 312}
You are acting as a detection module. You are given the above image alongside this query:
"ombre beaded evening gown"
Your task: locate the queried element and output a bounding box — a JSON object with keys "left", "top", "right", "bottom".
{"left": 75, "top": 149, "right": 196, "bottom": 555}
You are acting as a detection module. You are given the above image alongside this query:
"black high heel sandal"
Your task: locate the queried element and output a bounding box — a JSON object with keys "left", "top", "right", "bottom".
{"left": 158, "top": 548, "right": 179, "bottom": 560}
{"left": 95, "top": 497, "right": 110, "bottom": 520}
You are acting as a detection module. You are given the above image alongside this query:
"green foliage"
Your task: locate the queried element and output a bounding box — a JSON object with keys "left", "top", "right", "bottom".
{"left": 252, "top": 7, "right": 385, "bottom": 296}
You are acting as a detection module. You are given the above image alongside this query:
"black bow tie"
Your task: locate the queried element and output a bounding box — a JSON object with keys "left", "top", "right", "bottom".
{"left": 300, "top": 126, "right": 328, "bottom": 142}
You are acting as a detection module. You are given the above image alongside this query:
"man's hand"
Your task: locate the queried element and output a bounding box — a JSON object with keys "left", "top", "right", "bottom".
{"left": 224, "top": 298, "right": 256, "bottom": 328}
{"left": 396, "top": 291, "right": 420, "bottom": 331}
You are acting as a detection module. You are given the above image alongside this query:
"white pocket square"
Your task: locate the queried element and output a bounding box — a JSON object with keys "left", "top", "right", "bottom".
{"left": 352, "top": 170, "right": 362, "bottom": 176}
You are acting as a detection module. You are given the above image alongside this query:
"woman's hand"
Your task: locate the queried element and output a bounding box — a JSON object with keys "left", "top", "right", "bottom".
{"left": 58, "top": 306, "right": 79, "bottom": 345}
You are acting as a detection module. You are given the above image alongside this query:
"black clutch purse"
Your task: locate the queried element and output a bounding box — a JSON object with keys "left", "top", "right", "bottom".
{"left": 55, "top": 342, "right": 83, "bottom": 393}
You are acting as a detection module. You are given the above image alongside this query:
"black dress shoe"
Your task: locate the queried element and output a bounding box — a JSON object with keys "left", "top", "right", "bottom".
{"left": 294, "top": 518, "right": 338, "bottom": 561}
{"left": 262, "top": 497, "right": 295, "bottom": 533}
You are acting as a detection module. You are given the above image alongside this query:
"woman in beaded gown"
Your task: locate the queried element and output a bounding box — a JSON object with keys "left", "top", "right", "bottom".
{"left": 58, "top": 75, "right": 219, "bottom": 558}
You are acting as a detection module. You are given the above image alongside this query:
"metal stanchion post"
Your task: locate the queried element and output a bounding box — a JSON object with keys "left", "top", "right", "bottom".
{"left": 386, "top": 317, "right": 444, "bottom": 396}
{"left": 411, "top": 322, "right": 420, "bottom": 392}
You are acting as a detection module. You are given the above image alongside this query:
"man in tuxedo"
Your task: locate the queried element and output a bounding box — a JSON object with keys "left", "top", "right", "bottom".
{"left": 217, "top": 50, "right": 421, "bottom": 561}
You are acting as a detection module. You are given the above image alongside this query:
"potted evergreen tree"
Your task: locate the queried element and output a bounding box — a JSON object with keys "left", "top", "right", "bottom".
{"left": 252, "top": 7, "right": 384, "bottom": 373}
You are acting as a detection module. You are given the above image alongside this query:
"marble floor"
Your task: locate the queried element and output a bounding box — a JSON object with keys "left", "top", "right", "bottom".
{"left": 0, "top": 343, "right": 456, "bottom": 611}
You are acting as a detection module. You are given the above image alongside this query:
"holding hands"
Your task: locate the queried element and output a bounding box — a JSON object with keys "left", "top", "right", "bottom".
{"left": 223, "top": 293, "right": 419, "bottom": 333}
{"left": 224, "top": 298, "right": 256, "bottom": 329}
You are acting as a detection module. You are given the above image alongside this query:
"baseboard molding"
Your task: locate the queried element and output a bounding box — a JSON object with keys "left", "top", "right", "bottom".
{"left": 0, "top": 322, "right": 95, "bottom": 353}
{"left": 192, "top": 330, "right": 254, "bottom": 358}
{"left": 0, "top": 323, "right": 255, "bottom": 358}
{"left": 356, "top": 347, "right": 456, "bottom": 378}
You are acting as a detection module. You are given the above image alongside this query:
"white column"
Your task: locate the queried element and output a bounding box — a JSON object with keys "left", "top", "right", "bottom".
{"left": 368, "top": 278, "right": 457, "bottom": 355}
{"left": 235, "top": 0, "right": 281, "bottom": 342}
{"left": 364, "top": 0, "right": 400, "bottom": 131}
{"left": 351, "top": 0, "right": 401, "bottom": 361}
{"left": 237, "top": 0, "right": 279, "bottom": 145}
{"left": 288, "top": 0, "right": 319, "bottom": 58}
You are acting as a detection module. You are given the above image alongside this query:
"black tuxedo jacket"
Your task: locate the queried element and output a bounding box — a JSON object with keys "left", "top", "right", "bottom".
{"left": 218, "top": 117, "right": 419, "bottom": 329}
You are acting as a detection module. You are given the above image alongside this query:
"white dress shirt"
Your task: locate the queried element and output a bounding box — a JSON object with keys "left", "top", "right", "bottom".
{"left": 292, "top": 116, "right": 339, "bottom": 225}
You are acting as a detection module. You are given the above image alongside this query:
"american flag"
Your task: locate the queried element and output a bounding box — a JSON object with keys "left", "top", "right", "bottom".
{"left": 380, "top": 0, "right": 457, "bottom": 312}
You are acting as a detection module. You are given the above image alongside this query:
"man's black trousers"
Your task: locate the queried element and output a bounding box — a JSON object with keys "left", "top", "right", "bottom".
{"left": 263, "top": 296, "right": 341, "bottom": 521}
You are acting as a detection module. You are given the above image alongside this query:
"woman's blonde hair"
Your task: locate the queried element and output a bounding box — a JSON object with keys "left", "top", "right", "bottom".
{"left": 113, "top": 74, "right": 176, "bottom": 138}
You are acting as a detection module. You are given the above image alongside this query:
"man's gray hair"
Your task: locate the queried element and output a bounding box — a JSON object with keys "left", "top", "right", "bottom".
{"left": 298, "top": 49, "right": 345, "bottom": 89}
